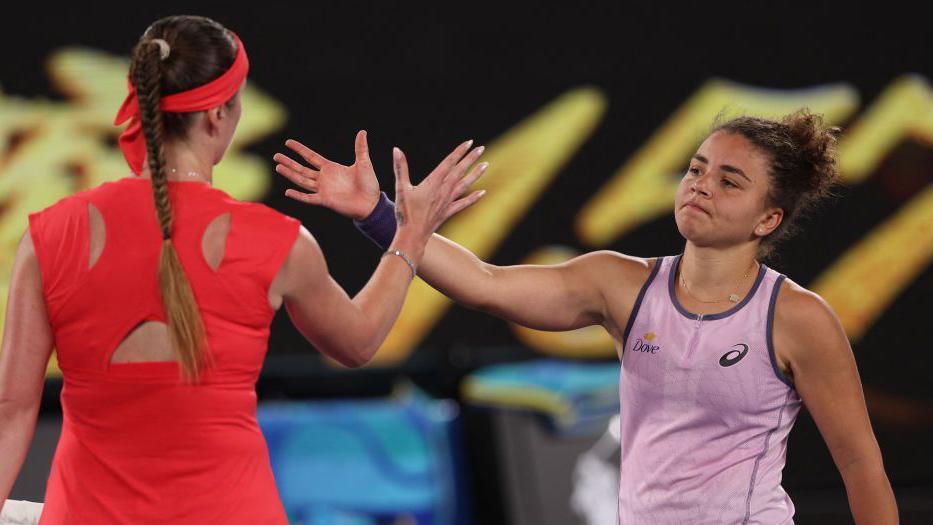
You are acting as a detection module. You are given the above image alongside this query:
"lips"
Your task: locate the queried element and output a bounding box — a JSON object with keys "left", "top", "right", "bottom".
{"left": 682, "top": 201, "right": 710, "bottom": 215}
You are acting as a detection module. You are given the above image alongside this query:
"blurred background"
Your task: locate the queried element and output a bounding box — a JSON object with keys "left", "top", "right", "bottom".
{"left": 2, "top": 1, "right": 931, "bottom": 523}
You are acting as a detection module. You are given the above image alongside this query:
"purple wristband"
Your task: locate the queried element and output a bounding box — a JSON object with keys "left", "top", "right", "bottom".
{"left": 353, "top": 192, "right": 397, "bottom": 250}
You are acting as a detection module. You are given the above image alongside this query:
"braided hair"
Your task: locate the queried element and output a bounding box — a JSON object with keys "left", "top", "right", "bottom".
{"left": 128, "top": 16, "right": 237, "bottom": 382}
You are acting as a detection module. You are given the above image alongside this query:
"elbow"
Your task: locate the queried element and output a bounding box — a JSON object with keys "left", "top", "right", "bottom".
{"left": 328, "top": 337, "right": 378, "bottom": 369}
{"left": 342, "top": 344, "right": 377, "bottom": 369}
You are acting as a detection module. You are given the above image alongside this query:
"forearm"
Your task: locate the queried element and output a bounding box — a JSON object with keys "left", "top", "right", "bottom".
{"left": 344, "top": 232, "right": 426, "bottom": 362}
{"left": 417, "top": 234, "right": 499, "bottom": 311}
{"left": 841, "top": 459, "right": 899, "bottom": 524}
{"left": 0, "top": 403, "right": 39, "bottom": 505}
{"left": 355, "top": 193, "right": 500, "bottom": 311}
{"left": 352, "top": 192, "right": 600, "bottom": 330}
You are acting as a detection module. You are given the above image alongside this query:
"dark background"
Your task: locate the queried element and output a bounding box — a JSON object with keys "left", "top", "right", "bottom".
{"left": 2, "top": 0, "right": 931, "bottom": 519}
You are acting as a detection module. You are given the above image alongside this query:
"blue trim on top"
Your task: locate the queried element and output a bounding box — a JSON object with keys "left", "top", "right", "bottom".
{"left": 667, "top": 254, "right": 767, "bottom": 321}
{"left": 767, "top": 274, "right": 796, "bottom": 389}
{"left": 621, "top": 258, "right": 662, "bottom": 355}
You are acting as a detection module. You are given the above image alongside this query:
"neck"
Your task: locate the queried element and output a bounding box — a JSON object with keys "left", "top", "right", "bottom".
{"left": 680, "top": 241, "right": 759, "bottom": 292}
{"left": 140, "top": 141, "right": 214, "bottom": 184}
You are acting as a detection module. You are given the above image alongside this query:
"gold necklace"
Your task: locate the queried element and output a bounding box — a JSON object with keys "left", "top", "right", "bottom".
{"left": 679, "top": 260, "right": 757, "bottom": 304}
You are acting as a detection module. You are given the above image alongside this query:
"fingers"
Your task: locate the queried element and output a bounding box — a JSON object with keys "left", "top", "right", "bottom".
{"left": 453, "top": 161, "right": 489, "bottom": 197}
{"left": 445, "top": 190, "right": 487, "bottom": 219}
{"left": 285, "top": 139, "right": 330, "bottom": 169}
{"left": 429, "top": 139, "right": 474, "bottom": 182}
{"left": 444, "top": 145, "right": 486, "bottom": 186}
{"left": 274, "top": 152, "right": 319, "bottom": 176}
{"left": 354, "top": 130, "right": 372, "bottom": 167}
{"left": 284, "top": 189, "right": 323, "bottom": 206}
{"left": 275, "top": 162, "right": 319, "bottom": 192}
{"left": 393, "top": 147, "right": 411, "bottom": 191}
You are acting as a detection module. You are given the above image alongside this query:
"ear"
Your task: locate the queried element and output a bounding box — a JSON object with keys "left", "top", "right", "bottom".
{"left": 754, "top": 207, "right": 783, "bottom": 238}
{"left": 204, "top": 105, "right": 226, "bottom": 137}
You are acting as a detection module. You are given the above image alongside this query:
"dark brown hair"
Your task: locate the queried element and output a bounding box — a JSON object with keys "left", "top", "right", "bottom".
{"left": 713, "top": 109, "right": 841, "bottom": 258}
{"left": 128, "top": 15, "right": 237, "bottom": 381}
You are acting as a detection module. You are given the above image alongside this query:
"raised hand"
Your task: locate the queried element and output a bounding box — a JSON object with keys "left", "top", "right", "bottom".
{"left": 276, "top": 135, "right": 488, "bottom": 241}
{"left": 389, "top": 140, "right": 488, "bottom": 241}
{"left": 274, "top": 130, "right": 381, "bottom": 220}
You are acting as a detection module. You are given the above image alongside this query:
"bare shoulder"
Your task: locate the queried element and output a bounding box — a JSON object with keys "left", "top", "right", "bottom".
{"left": 773, "top": 277, "right": 841, "bottom": 333}
{"left": 773, "top": 277, "right": 850, "bottom": 372}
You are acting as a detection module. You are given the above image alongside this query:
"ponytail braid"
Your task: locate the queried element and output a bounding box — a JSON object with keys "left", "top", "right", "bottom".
{"left": 131, "top": 39, "right": 210, "bottom": 383}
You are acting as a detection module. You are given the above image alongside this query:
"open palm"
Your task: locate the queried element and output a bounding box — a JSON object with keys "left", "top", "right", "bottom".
{"left": 274, "top": 130, "right": 381, "bottom": 220}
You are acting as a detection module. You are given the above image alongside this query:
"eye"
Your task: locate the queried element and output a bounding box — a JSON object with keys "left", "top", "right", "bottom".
{"left": 722, "top": 178, "right": 737, "bottom": 188}
{"left": 687, "top": 166, "right": 701, "bottom": 176}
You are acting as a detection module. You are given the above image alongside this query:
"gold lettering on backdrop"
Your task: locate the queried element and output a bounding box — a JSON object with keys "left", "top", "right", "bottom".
{"left": 837, "top": 75, "right": 933, "bottom": 182}
{"left": 0, "top": 48, "right": 286, "bottom": 375}
{"left": 1, "top": 47, "right": 929, "bottom": 368}
{"left": 811, "top": 185, "right": 933, "bottom": 342}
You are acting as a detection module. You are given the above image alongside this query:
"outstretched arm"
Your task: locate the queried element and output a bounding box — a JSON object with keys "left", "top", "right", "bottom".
{"left": 416, "top": 235, "right": 616, "bottom": 331}
{"left": 275, "top": 132, "right": 635, "bottom": 332}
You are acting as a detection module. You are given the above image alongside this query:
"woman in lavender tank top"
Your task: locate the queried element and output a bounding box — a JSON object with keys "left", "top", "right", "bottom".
{"left": 279, "top": 110, "right": 898, "bottom": 524}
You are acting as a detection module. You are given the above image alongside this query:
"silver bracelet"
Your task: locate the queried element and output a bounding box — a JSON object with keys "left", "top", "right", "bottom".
{"left": 383, "top": 249, "right": 417, "bottom": 278}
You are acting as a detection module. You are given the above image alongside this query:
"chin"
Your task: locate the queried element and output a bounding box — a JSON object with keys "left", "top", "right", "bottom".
{"left": 675, "top": 211, "right": 705, "bottom": 239}
{"left": 676, "top": 216, "right": 724, "bottom": 247}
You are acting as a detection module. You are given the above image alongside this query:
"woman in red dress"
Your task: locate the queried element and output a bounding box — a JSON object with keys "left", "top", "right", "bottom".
{"left": 0, "top": 15, "right": 486, "bottom": 523}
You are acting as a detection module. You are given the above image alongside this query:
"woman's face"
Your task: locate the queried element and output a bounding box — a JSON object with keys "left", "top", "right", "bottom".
{"left": 674, "top": 130, "right": 782, "bottom": 249}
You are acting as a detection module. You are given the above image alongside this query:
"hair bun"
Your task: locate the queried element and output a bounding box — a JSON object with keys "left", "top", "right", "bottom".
{"left": 782, "top": 109, "right": 840, "bottom": 198}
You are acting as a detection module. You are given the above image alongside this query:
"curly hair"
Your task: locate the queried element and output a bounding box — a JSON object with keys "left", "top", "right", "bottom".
{"left": 713, "top": 109, "right": 841, "bottom": 258}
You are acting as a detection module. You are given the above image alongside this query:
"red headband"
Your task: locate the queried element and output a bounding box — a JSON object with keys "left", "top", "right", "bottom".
{"left": 114, "top": 32, "right": 249, "bottom": 175}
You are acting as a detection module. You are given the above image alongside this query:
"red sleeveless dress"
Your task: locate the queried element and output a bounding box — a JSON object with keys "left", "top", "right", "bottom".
{"left": 27, "top": 178, "right": 299, "bottom": 524}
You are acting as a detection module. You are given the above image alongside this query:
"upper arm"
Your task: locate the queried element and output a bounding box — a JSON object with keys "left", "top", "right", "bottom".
{"left": 0, "top": 231, "right": 54, "bottom": 411}
{"left": 269, "top": 226, "right": 367, "bottom": 366}
{"left": 774, "top": 281, "right": 882, "bottom": 473}
{"left": 477, "top": 250, "right": 648, "bottom": 333}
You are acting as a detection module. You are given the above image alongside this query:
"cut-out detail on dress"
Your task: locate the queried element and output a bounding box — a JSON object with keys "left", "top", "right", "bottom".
{"left": 201, "top": 212, "right": 231, "bottom": 272}
{"left": 109, "top": 320, "right": 174, "bottom": 364}
{"left": 87, "top": 203, "right": 105, "bottom": 270}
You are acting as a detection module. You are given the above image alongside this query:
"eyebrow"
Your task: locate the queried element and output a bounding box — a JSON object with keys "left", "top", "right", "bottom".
{"left": 692, "top": 154, "right": 752, "bottom": 183}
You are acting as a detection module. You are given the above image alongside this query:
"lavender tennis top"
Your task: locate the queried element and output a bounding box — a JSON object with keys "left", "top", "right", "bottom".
{"left": 618, "top": 255, "right": 801, "bottom": 524}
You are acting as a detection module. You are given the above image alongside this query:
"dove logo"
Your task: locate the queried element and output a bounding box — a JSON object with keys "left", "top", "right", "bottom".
{"left": 632, "top": 332, "right": 661, "bottom": 354}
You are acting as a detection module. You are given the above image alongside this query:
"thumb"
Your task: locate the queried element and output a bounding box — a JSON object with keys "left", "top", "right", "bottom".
{"left": 355, "top": 130, "right": 372, "bottom": 167}
{"left": 393, "top": 147, "right": 412, "bottom": 190}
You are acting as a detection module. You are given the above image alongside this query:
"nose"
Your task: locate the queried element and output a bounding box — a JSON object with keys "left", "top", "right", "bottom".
{"left": 691, "top": 171, "right": 713, "bottom": 198}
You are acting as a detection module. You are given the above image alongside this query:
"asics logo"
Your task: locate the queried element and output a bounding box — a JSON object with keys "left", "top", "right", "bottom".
{"left": 719, "top": 344, "right": 749, "bottom": 367}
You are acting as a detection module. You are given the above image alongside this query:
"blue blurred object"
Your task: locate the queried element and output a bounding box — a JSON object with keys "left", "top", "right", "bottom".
{"left": 462, "top": 359, "right": 620, "bottom": 435}
{"left": 258, "top": 384, "right": 468, "bottom": 525}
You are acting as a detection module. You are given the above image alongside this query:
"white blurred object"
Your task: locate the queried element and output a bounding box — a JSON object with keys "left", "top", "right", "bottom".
{"left": 0, "top": 500, "right": 43, "bottom": 525}
{"left": 570, "top": 415, "right": 620, "bottom": 525}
